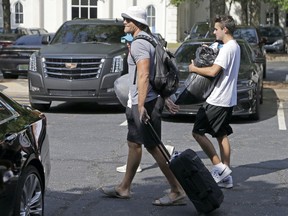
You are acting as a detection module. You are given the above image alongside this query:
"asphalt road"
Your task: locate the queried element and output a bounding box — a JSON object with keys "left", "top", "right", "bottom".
{"left": 0, "top": 61, "right": 288, "bottom": 215}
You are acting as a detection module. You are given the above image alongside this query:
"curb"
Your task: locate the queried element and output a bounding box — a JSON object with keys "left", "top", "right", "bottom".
{"left": 263, "top": 81, "right": 288, "bottom": 89}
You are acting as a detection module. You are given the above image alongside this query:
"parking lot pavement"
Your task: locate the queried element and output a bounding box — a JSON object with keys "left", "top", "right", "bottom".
{"left": 1, "top": 77, "right": 288, "bottom": 215}
{"left": 0, "top": 78, "right": 29, "bottom": 104}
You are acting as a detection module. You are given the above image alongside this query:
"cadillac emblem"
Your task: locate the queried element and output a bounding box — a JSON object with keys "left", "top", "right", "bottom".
{"left": 65, "top": 62, "right": 77, "bottom": 69}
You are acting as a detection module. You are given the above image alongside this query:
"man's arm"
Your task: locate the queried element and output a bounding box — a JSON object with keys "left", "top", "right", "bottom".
{"left": 137, "top": 58, "right": 150, "bottom": 122}
{"left": 189, "top": 61, "right": 222, "bottom": 77}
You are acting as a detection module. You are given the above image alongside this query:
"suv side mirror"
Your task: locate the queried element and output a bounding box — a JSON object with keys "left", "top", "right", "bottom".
{"left": 42, "top": 35, "right": 52, "bottom": 45}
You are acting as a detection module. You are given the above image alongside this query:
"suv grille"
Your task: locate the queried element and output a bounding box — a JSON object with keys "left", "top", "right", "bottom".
{"left": 43, "top": 57, "right": 103, "bottom": 80}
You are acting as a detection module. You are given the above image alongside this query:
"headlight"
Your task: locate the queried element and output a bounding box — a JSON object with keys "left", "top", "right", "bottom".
{"left": 29, "top": 52, "right": 37, "bottom": 72}
{"left": 111, "top": 55, "right": 124, "bottom": 73}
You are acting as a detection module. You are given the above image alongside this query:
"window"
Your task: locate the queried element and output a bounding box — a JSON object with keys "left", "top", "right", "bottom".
{"left": 266, "top": 12, "right": 274, "bottom": 25}
{"left": 15, "top": 2, "right": 23, "bottom": 24}
{"left": 0, "top": 100, "right": 13, "bottom": 124}
{"left": 147, "top": 5, "right": 155, "bottom": 33}
{"left": 72, "top": 0, "right": 98, "bottom": 19}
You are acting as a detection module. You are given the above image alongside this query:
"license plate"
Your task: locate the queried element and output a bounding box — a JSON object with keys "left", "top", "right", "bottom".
{"left": 17, "top": 64, "right": 29, "bottom": 70}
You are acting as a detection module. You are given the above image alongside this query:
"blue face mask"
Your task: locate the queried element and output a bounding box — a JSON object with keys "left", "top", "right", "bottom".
{"left": 121, "top": 33, "right": 134, "bottom": 44}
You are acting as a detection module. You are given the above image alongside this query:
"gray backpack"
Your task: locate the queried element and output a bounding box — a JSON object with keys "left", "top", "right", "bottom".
{"left": 133, "top": 35, "right": 179, "bottom": 98}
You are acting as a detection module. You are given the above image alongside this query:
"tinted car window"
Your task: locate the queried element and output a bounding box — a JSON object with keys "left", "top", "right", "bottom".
{"left": 51, "top": 24, "right": 124, "bottom": 44}
{"left": 259, "top": 26, "right": 284, "bottom": 37}
{"left": 0, "top": 102, "right": 13, "bottom": 122}
{"left": 239, "top": 43, "right": 251, "bottom": 64}
{"left": 175, "top": 44, "right": 206, "bottom": 64}
{"left": 233, "top": 28, "right": 258, "bottom": 44}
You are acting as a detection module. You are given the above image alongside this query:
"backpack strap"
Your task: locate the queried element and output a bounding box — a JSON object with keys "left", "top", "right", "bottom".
{"left": 130, "top": 34, "right": 157, "bottom": 85}
{"left": 134, "top": 34, "right": 157, "bottom": 47}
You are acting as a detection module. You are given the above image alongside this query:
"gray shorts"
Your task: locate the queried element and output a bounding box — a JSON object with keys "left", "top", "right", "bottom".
{"left": 126, "top": 97, "right": 164, "bottom": 149}
{"left": 192, "top": 102, "right": 233, "bottom": 138}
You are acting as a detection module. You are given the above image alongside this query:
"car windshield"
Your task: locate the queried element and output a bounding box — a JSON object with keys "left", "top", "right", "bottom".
{"left": 51, "top": 23, "right": 124, "bottom": 44}
{"left": 259, "top": 27, "right": 284, "bottom": 37}
{"left": 192, "top": 24, "right": 209, "bottom": 34}
{"left": 233, "top": 28, "right": 258, "bottom": 44}
{"left": 175, "top": 43, "right": 203, "bottom": 64}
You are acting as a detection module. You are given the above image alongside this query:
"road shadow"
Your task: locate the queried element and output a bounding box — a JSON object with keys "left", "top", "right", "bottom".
{"left": 45, "top": 101, "right": 125, "bottom": 114}
{"left": 45, "top": 156, "right": 288, "bottom": 216}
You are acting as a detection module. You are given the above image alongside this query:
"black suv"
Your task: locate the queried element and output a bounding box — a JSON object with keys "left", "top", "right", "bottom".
{"left": 233, "top": 26, "right": 267, "bottom": 78}
{"left": 258, "top": 25, "right": 288, "bottom": 53}
{"left": 28, "top": 19, "right": 128, "bottom": 110}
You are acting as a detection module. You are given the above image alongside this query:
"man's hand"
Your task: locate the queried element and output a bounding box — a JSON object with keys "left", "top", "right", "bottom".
{"left": 165, "top": 97, "right": 179, "bottom": 114}
{"left": 139, "top": 106, "right": 150, "bottom": 124}
{"left": 189, "top": 59, "right": 197, "bottom": 73}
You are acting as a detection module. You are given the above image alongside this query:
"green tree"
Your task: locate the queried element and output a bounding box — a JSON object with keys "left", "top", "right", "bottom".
{"left": 2, "top": 0, "right": 11, "bottom": 33}
{"left": 170, "top": 0, "right": 225, "bottom": 23}
{"left": 266, "top": 0, "right": 288, "bottom": 11}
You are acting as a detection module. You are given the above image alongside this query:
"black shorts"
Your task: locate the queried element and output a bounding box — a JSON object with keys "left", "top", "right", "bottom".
{"left": 126, "top": 97, "right": 164, "bottom": 149}
{"left": 192, "top": 103, "right": 233, "bottom": 138}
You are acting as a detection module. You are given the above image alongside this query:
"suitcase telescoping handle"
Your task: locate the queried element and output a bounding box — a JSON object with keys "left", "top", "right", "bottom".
{"left": 147, "top": 121, "right": 171, "bottom": 164}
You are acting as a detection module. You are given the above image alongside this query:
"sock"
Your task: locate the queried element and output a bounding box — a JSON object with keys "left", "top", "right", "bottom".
{"left": 213, "top": 162, "right": 226, "bottom": 170}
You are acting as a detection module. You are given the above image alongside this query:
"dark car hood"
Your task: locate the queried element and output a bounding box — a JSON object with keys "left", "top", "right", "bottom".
{"left": 39, "top": 43, "right": 128, "bottom": 56}
{"left": 0, "top": 45, "right": 43, "bottom": 51}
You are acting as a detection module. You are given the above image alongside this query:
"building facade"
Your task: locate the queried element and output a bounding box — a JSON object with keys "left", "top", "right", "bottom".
{"left": 0, "top": 0, "right": 287, "bottom": 42}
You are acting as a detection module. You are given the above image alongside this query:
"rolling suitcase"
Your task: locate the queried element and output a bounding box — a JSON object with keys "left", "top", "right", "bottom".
{"left": 147, "top": 122, "right": 224, "bottom": 214}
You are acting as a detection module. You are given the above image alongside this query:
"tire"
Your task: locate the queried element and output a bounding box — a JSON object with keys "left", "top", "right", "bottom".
{"left": 250, "top": 86, "right": 260, "bottom": 121}
{"left": 30, "top": 102, "right": 51, "bottom": 111}
{"left": 262, "top": 63, "right": 266, "bottom": 79}
{"left": 13, "top": 166, "right": 44, "bottom": 216}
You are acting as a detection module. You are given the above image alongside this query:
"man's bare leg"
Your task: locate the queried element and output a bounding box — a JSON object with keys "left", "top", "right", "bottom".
{"left": 116, "top": 141, "right": 142, "bottom": 197}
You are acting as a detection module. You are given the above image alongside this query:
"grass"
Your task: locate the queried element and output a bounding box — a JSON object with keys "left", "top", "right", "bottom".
{"left": 167, "top": 43, "right": 182, "bottom": 53}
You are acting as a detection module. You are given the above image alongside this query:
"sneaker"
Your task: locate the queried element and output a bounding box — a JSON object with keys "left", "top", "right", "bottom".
{"left": 164, "top": 145, "right": 175, "bottom": 156}
{"left": 211, "top": 165, "right": 232, "bottom": 183}
{"left": 218, "top": 175, "right": 233, "bottom": 189}
{"left": 116, "top": 164, "right": 142, "bottom": 173}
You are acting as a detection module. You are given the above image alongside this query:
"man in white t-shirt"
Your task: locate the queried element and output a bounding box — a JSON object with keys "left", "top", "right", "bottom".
{"left": 189, "top": 15, "right": 240, "bottom": 189}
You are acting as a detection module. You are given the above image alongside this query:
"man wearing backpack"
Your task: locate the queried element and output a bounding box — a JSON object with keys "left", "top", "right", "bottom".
{"left": 189, "top": 15, "right": 240, "bottom": 189}
{"left": 99, "top": 6, "right": 186, "bottom": 206}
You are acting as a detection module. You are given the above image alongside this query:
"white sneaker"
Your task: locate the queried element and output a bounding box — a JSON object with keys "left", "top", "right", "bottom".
{"left": 116, "top": 164, "right": 142, "bottom": 173}
{"left": 218, "top": 175, "right": 233, "bottom": 189}
{"left": 211, "top": 165, "right": 232, "bottom": 183}
{"left": 164, "top": 145, "right": 175, "bottom": 156}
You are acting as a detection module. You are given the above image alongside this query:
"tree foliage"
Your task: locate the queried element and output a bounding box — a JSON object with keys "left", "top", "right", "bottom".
{"left": 265, "top": 0, "right": 288, "bottom": 11}
{"left": 170, "top": 0, "right": 203, "bottom": 7}
{"left": 2, "top": 0, "right": 11, "bottom": 33}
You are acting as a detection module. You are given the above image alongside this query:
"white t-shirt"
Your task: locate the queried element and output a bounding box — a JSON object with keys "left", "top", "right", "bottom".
{"left": 206, "top": 39, "right": 240, "bottom": 107}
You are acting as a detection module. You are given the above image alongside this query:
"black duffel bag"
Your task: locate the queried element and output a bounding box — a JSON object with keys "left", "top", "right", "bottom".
{"left": 175, "top": 45, "right": 221, "bottom": 104}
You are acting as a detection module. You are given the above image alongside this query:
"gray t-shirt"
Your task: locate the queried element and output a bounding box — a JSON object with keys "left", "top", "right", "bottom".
{"left": 128, "top": 31, "right": 158, "bottom": 105}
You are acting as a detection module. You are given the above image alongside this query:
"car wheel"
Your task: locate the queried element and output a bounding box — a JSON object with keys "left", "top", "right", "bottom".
{"left": 2, "top": 71, "right": 19, "bottom": 79}
{"left": 260, "top": 83, "right": 263, "bottom": 104}
{"left": 262, "top": 64, "right": 266, "bottom": 79}
{"left": 30, "top": 102, "right": 51, "bottom": 111}
{"left": 250, "top": 86, "right": 260, "bottom": 120}
{"left": 14, "top": 166, "right": 44, "bottom": 216}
